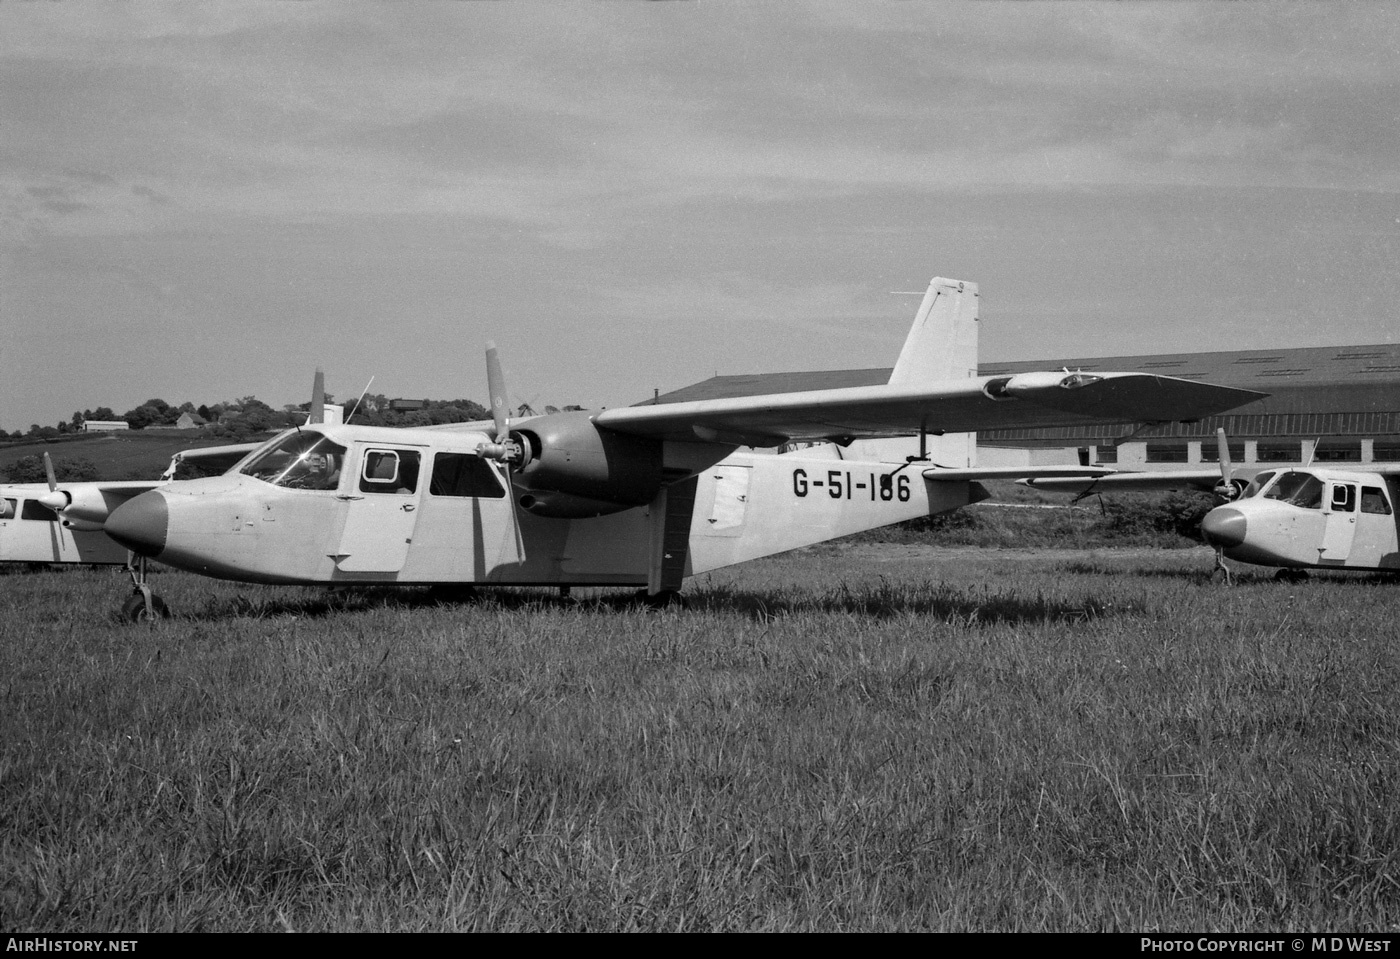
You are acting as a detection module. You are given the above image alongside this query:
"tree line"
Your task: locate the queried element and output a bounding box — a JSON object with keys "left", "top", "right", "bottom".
{"left": 4, "top": 393, "right": 505, "bottom": 444}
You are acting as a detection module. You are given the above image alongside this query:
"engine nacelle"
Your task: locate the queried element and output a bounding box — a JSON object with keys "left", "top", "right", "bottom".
{"left": 43, "top": 487, "right": 120, "bottom": 530}
{"left": 512, "top": 410, "right": 663, "bottom": 509}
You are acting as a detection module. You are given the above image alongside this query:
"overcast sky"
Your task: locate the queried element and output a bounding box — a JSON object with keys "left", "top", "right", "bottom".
{"left": 3, "top": 3, "right": 1398, "bottom": 432}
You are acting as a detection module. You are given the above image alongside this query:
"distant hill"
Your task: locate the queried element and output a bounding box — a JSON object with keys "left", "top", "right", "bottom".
{"left": 0, "top": 431, "right": 271, "bottom": 482}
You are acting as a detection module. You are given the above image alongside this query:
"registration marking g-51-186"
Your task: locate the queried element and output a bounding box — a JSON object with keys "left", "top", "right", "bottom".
{"left": 792, "top": 468, "right": 911, "bottom": 502}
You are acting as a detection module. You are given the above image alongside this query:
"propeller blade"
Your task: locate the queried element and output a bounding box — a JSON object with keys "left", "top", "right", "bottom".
{"left": 37, "top": 453, "right": 68, "bottom": 512}
{"left": 1215, "top": 428, "right": 1233, "bottom": 488}
{"left": 486, "top": 341, "right": 511, "bottom": 443}
{"left": 480, "top": 342, "right": 527, "bottom": 562}
{"left": 1212, "top": 428, "right": 1246, "bottom": 501}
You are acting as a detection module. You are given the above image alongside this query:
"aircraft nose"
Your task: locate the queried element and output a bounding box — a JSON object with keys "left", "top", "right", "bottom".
{"left": 1201, "top": 507, "right": 1247, "bottom": 548}
{"left": 105, "top": 490, "right": 169, "bottom": 557}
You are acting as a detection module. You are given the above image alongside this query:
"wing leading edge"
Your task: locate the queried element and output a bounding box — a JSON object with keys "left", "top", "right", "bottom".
{"left": 592, "top": 371, "right": 1267, "bottom": 447}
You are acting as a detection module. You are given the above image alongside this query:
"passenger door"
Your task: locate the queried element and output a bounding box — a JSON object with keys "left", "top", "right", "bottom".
{"left": 335, "top": 446, "right": 425, "bottom": 572}
{"left": 1319, "top": 481, "right": 1358, "bottom": 561}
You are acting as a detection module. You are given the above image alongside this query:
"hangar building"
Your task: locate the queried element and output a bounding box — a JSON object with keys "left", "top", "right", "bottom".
{"left": 653, "top": 343, "right": 1400, "bottom": 469}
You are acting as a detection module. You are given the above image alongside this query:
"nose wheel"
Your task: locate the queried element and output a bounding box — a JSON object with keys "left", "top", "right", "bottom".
{"left": 121, "top": 555, "right": 170, "bottom": 623}
{"left": 121, "top": 592, "right": 170, "bottom": 623}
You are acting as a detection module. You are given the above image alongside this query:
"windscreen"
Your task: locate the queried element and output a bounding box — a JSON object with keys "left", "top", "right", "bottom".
{"left": 1241, "top": 471, "right": 1276, "bottom": 499}
{"left": 1262, "top": 471, "right": 1325, "bottom": 510}
{"left": 239, "top": 431, "right": 348, "bottom": 491}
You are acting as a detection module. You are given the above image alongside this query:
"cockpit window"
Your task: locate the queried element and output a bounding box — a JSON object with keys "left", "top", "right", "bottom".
{"left": 239, "top": 431, "right": 348, "bottom": 491}
{"left": 1262, "top": 471, "right": 1325, "bottom": 510}
{"left": 0, "top": 498, "right": 14, "bottom": 520}
{"left": 1241, "top": 471, "right": 1276, "bottom": 499}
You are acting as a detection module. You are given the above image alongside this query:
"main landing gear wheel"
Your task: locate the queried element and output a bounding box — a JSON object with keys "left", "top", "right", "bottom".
{"left": 637, "top": 589, "right": 687, "bottom": 610}
{"left": 427, "top": 583, "right": 479, "bottom": 605}
{"left": 121, "top": 592, "right": 169, "bottom": 623}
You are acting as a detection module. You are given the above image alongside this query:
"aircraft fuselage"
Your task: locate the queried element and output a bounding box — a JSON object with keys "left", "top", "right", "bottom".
{"left": 1202, "top": 468, "right": 1400, "bottom": 572}
{"left": 103, "top": 424, "right": 984, "bottom": 588}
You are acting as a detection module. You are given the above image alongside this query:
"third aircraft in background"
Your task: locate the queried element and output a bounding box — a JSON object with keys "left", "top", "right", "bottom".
{"left": 1020, "top": 430, "right": 1400, "bottom": 579}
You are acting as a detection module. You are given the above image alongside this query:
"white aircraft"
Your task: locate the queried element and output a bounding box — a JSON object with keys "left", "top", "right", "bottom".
{"left": 94, "top": 276, "right": 1265, "bottom": 620}
{"left": 1018, "top": 430, "right": 1400, "bottom": 580}
{"left": 0, "top": 482, "right": 136, "bottom": 566}
{"left": 1200, "top": 465, "right": 1399, "bottom": 579}
{"left": 0, "top": 374, "right": 339, "bottom": 571}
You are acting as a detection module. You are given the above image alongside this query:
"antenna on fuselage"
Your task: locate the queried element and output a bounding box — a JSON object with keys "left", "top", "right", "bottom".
{"left": 345, "top": 376, "right": 375, "bottom": 424}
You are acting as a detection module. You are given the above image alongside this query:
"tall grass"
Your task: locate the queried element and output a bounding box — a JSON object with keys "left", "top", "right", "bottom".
{"left": 3, "top": 550, "right": 1399, "bottom": 931}
{"left": 858, "top": 486, "right": 1218, "bottom": 549}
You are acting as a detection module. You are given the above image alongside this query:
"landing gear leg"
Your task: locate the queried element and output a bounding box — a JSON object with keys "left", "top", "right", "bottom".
{"left": 121, "top": 555, "right": 169, "bottom": 622}
{"left": 1211, "top": 548, "right": 1233, "bottom": 586}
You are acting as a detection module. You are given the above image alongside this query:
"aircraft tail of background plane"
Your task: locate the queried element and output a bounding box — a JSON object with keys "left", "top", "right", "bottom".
{"left": 882, "top": 276, "right": 979, "bottom": 468}
{"left": 887, "top": 277, "right": 979, "bottom": 387}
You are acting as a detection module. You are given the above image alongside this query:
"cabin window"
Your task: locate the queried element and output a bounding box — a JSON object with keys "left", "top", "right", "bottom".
{"left": 359, "top": 449, "right": 421, "bottom": 494}
{"left": 20, "top": 500, "right": 59, "bottom": 522}
{"left": 1361, "top": 487, "right": 1392, "bottom": 515}
{"left": 1330, "top": 484, "right": 1356, "bottom": 512}
{"left": 241, "top": 431, "right": 348, "bottom": 491}
{"left": 429, "top": 453, "right": 506, "bottom": 498}
{"left": 1, "top": 498, "right": 15, "bottom": 520}
{"left": 1263, "top": 471, "right": 1324, "bottom": 510}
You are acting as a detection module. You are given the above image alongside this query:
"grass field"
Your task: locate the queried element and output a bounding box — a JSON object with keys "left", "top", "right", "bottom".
{"left": 3, "top": 542, "right": 1399, "bottom": 931}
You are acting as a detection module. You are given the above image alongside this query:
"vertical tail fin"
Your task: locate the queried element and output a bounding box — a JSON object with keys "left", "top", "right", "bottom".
{"left": 887, "top": 277, "right": 979, "bottom": 386}
{"left": 308, "top": 369, "right": 325, "bottom": 425}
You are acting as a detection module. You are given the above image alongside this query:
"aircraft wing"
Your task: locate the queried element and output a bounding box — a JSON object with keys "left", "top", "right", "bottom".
{"left": 1017, "top": 470, "right": 1227, "bottom": 495}
{"left": 923, "top": 465, "right": 1117, "bottom": 483}
{"left": 592, "top": 371, "right": 1266, "bottom": 447}
{"left": 162, "top": 441, "right": 264, "bottom": 479}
